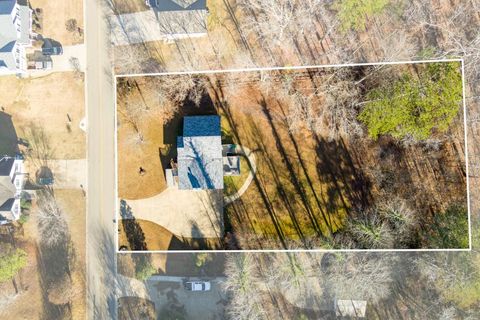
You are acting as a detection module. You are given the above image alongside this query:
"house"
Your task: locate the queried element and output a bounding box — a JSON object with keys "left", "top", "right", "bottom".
{"left": 0, "top": 155, "right": 25, "bottom": 224}
{"left": 176, "top": 115, "right": 224, "bottom": 190}
{"left": 110, "top": 0, "right": 207, "bottom": 45}
{"left": 165, "top": 115, "right": 242, "bottom": 190}
{"left": 146, "top": 0, "right": 207, "bottom": 11}
{"left": 0, "top": 0, "right": 33, "bottom": 76}
{"left": 334, "top": 299, "right": 368, "bottom": 318}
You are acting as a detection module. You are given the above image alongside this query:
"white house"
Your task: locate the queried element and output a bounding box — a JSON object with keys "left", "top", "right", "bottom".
{"left": 0, "top": 0, "right": 33, "bottom": 76}
{"left": 0, "top": 155, "right": 25, "bottom": 224}
{"left": 110, "top": 0, "right": 208, "bottom": 46}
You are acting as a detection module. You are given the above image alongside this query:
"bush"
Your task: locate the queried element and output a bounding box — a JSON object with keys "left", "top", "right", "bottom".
{"left": 135, "top": 256, "right": 156, "bottom": 280}
{"left": 428, "top": 204, "right": 469, "bottom": 248}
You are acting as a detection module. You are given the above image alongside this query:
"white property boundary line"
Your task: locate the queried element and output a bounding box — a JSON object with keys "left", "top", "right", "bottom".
{"left": 114, "top": 58, "right": 472, "bottom": 254}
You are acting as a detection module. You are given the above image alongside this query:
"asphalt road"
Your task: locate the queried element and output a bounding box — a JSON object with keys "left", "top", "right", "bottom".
{"left": 85, "top": 0, "right": 118, "bottom": 318}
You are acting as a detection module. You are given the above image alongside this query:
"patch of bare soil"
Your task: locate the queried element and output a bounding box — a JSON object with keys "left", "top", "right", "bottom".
{"left": 118, "top": 297, "right": 156, "bottom": 320}
{"left": 55, "top": 189, "right": 86, "bottom": 319}
{"left": 29, "top": 0, "right": 84, "bottom": 45}
{"left": 111, "top": 0, "right": 149, "bottom": 14}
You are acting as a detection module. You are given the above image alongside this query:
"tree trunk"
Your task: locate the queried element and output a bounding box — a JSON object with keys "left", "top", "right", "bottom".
{"left": 12, "top": 277, "right": 18, "bottom": 294}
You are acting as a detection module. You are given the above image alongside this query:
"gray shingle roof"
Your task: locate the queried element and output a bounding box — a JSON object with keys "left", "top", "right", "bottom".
{"left": 177, "top": 116, "right": 224, "bottom": 190}
{"left": 148, "top": 0, "right": 206, "bottom": 11}
{"left": 0, "top": 157, "right": 15, "bottom": 209}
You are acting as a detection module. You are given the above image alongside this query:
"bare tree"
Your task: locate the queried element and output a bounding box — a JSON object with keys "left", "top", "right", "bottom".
{"left": 222, "top": 253, "right": 265, "bottom": 320}
{"left": 37, "top": 192, "right": 69, "bottom": 248}
{"left": 325, "top": 253, "right": 397, "bottom": 304}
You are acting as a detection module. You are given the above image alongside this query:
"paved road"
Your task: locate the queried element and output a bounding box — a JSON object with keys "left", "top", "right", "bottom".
{"left": 85, "top": 0, "right": 118, "bottom": 319}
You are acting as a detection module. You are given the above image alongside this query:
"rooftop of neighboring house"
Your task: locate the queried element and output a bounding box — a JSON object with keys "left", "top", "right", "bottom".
{"left": 147, "top": 0, "right": 207, "bottom": 11}
{"left": 177, "top": 115, "right": 224, "bottom": 190}
{"left": 0, "top": 0, "right": 32, "bottom": 72}
{"left": 0, "top": 157, "right": 16, "bottom": 213}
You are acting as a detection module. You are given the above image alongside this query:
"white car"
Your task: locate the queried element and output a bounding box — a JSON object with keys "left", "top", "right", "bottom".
{"left": 184, "top": 281, "right": 211, "bottom": 291}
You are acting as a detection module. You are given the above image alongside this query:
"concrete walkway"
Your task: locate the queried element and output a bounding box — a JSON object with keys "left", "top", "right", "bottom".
{"left": 122, "top": 188, "right": 224, "bottom": 239}
{"left": 224, "top": 146, "right": 257, "bottom": 205}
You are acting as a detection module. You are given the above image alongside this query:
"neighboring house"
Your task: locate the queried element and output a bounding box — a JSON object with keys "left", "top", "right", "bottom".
{"left": 0, "top": 0, "right": 33, "bottom": 76}
{"left": 334, "top": 299, "right": 368, "bottom": 318}
{"left": 110, "top": 0, "right": 207, "bottom": 45}
{"left": 0, "top": 155, "right": 25, "bottom": 224}
{"left": 166, "top": 115, "right": 241, "bottom": 190}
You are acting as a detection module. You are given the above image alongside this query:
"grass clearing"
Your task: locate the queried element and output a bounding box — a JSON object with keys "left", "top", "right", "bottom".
{"left": 0, "top": 73, "right": 85, "bottom": 160}
{"left": 29, "top": 0, "right": 84, "bottom": 45}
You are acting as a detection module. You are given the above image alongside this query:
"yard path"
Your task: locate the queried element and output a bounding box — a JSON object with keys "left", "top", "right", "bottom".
{"left": 224, "top": 146, "right": 257, "bottom": 205}
{"left": 122, "top": 188, "right": 224, "bottom": 239}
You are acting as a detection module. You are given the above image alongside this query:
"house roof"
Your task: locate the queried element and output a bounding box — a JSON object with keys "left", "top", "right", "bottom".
{"left": 148, "top": 0, "right": 206, "bottom": 11}
{"left": 0, "top": 157, "right": 15, "bottom": 207}
{"left": 0, "top": 176, "right": 15, "bottom": 209}
{"left": 177, "top": 116, "right": 224, "bottom": 190}
{"left": 110, "top": 6, "right": 207, "bottom": 45}
{"left": 0, "top": 0, "right": 31, "bottom": 72}
{"left": 0, "top": 156, "right": 14, "bottom": 176}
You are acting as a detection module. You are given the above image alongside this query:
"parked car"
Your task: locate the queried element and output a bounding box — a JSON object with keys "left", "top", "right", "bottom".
{"left": 38, "top": 177, "right": 54, "bottom": 185}
{"left": 42, "top": 39, "right": 63, "bottom": 55}
{"left": 184, "top": 281, "right": 211, "bottom": 291}
{"left": 42, "top": 46, "right": 63, "bottom": 55}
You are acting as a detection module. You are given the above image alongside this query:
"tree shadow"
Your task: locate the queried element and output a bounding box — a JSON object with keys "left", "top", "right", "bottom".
{"left": 120, "top": 199, "right": 147, "bottom": 250}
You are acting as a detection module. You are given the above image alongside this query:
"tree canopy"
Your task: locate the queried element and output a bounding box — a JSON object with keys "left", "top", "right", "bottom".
{"left": 0, "top": 249, "right": 28, "bottom": 283}
{"left": 358, "top": 62, "right": 463, "bottom": 141}
{"left": 333, "top": 0, "right": 390, "bottom": 32}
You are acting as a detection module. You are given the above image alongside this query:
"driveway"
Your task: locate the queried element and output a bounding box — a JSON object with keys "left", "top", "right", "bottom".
{"left": 50, "top": 44, "right": 87, "bottom": 72}
{"left": 145, "top": 276, "right": 226, "bottom": 320}
{"left": 122, "top": 188, "right": 224, "bottom": 239}
{"left": 49, "top": 159, "right": 86, "bottom": 189}
{"left": 27, "top": 44, "right": 86, "bottom": 77}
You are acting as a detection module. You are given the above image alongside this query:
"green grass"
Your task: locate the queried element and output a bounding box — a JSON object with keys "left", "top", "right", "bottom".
{"left": 224, "top": 157, "right": 250, "bottom": 196}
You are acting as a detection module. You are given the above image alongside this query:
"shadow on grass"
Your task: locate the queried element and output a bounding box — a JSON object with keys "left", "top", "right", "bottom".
{"left": 120, "top": 199, "right": 147, "bottom": 250}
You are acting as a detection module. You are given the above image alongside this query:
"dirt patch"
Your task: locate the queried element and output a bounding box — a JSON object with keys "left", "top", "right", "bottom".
{"left": 30, "top": 0, "right": 84, "bottom": 45}
{"left": 0, "top": 73, "right": 85, "bottom": 160}
{"left": 55, "top": 189, "right": 86, "bottom": 320}
{"left": 111, "top": 0, "right": 149, "bottom": 14}
{"left": 118, "top": 297, "right": 156, "bottom": 320}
